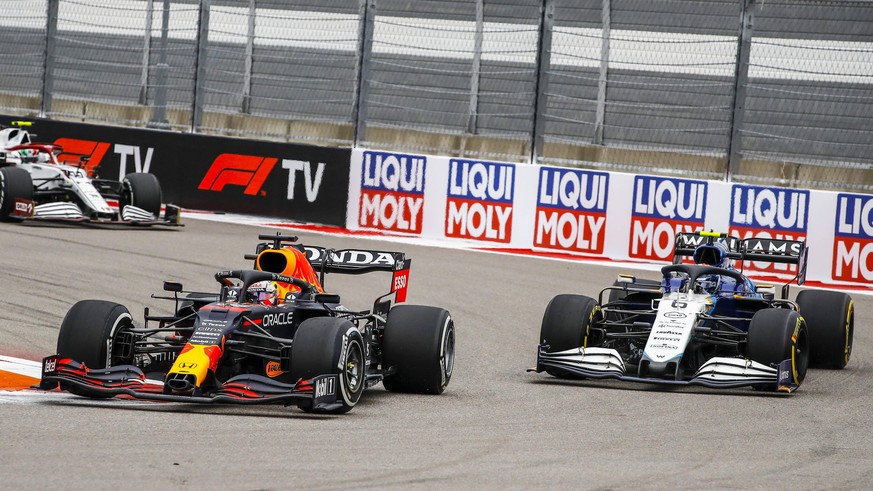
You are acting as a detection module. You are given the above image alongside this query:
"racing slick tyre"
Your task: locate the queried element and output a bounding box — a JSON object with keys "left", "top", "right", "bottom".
{"left": 382, "top": 305, "right": 454, "bottom": 395}
{"left": 795, "top": 290, "right": 853, "bottom": 369}
{"left": 290, "top": 317, "right": 365, "bottom": 414}
{"left": 0, "top": 166, "right": 33, "bottom": 222}
{"left": 122, "top": 172, "right": 162, "bottom": 218}
{"left": 746, "top": 308, "right": 809, "bottom": 391}
{"left": 56, "top": 300, "right": 135, "bottom": 397}
{"left": 539, "top": 295, "right": 601, "bottom": 379}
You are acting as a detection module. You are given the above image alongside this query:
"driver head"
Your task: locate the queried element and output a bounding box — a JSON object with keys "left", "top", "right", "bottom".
{"left": 247, "top": 281, "right": 277, "bottom": 305}
{"left": 693, "top": 240, "right": 732, "bottom": 268}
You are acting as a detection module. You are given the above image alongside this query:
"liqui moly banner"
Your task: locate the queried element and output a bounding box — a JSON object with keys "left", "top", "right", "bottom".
{"left": 833, "top": 193, "right": 873, "bottom": 283}
{"left": 628, "top": 176, "right": 707, "bottom": 261}
{"left": 357, "top": 151, "right": 426, "bottom": 234}
{"left": 729, "top": 184, "right": 809, "bottom": 275}
{"left": 445, "top": 159, "right": 515, "bottom": 243}
{"left": 348, "top": 148, "right": 872, "bottom": 288}
{"left": 534, "top": 167, "right": 608, "bottom": 255}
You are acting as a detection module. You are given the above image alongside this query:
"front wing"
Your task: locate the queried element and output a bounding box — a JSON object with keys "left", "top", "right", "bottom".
{"left": 529, "top": 345, "right": 798, "bottom": 393}
{"left": 39, "top": 356, "right": 343, "bottom": 411}
{"left": 13, "top": 201, "right": 182, "bottom": 227}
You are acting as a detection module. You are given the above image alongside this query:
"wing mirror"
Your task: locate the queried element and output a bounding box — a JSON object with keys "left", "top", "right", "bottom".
{"left": 616, "top": 274, "right": 635, "bottom": 284}
{"left": 756, "top": 284, "right": 775, "bottom": 295}
{"left": 163, "top": 281, "right": 183, "bottom": 292}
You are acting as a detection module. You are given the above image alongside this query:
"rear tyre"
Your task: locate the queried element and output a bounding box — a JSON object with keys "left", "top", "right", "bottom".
{"left": 746, "top": 308, "right": 809, "bottom": 390}
{"left": 56, "top": 300, "right": 134, "bottom": 397}
{"left": 539, "top": 294, "right": 600, "bottom": 378}
{"left": 796, "top": 290, "right": 853, "bottom": 369}
{"left": 0, "top": 166, "right": 33, "bottom": 222}
{"left": 290, "top": 317, "right": 365, "bottom": 414}
{"left": 122, "top": 172, "right": 162, "bottom": 217}
{"left": 382, "top": 305, "right": 454, "bottom": 394}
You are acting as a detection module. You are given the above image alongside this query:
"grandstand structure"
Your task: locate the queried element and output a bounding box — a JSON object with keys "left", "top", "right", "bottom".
{"left": 1, "top": 0, "right": 871, "bottom": 190}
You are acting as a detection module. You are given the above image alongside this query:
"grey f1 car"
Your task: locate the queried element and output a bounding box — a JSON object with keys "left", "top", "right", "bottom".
{"left": 530, "top": 231, "right": 853, "bottom": 393}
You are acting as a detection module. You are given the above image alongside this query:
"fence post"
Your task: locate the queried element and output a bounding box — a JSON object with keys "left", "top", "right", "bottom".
{"left": 467, "top": 0, "right": 484, "bottom": 134}
{"left": 530, "top": 0, "right": 554, "bottom": 164}
{"left": 353, "top": 0, "right": 376, "bottom": 147}
{"left": 593, "top": 0, "right": 611, "bottom": 145}
{"left": 149, "top": 0, "right": 171, "bottom": 127}
{"left": 726, "top": 0, "right": 755, "bottom": 181}
{"left": 139, "top": 0, "right": 154, "bottom": 105}
{"left": 241, "top": 0, "right": 256, "bottom": 114}
{"left": 41, "top": 0, "right": 59, "bottom": 117}
{"left": 192, "top": 0, "right": 211, "bottom": 132}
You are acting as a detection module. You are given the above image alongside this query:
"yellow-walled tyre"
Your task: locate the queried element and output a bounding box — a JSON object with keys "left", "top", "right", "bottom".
{"left": 796, "top": 290, "right": 853, "bottom": 369}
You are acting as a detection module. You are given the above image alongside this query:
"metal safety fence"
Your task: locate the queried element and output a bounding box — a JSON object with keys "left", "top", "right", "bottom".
{"left": 1, "top": 0, "right": 871, "bottom": 191}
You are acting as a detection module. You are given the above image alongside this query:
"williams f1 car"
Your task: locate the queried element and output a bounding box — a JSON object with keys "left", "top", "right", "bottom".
{"left": 40, "top": 234, "right": 454, "bottom": 414}
{"left": 530, "top": 231, "right": 854, "bottom": 393}
{"left": 0, "top": 121, "right": 180, "bottom": 225}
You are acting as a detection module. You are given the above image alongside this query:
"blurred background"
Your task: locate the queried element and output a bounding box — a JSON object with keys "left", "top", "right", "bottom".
{"left": 1, "top": 0, "right": 871, "bottom": 191}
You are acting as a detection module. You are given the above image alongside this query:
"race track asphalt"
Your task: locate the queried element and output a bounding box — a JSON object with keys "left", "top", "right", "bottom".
{"left": 1, "top": 218, "right": 871, "bottom": 490}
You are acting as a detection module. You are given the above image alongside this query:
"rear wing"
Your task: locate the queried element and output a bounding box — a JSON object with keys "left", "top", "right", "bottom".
{"left": 741, "top": 236, "right": 808, "bottom": 286}
{"left": 246, "top": 233, "right": 412, "bottom": 303}
{"left": 304, "top": 246, "right": 411, "bottom": 304}
{"left": 672, "top": 231, "right": 807, "bottom": 286}
{"left": 672, "top": 231, "right": 742, "bottom": 261}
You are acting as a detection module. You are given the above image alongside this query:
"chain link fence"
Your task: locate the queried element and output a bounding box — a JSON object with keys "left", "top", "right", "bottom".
{"left": 1, "top": 0, "right": 871, "bottom": 191}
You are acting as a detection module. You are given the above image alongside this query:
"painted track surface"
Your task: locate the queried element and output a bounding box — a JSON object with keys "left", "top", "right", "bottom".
{"left": 1, "top": 218, "right": 871, "bottom": 490}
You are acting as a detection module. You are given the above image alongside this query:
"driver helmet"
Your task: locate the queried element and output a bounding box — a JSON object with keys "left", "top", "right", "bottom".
{"left": 247, "top": 281, "right": 277, "bottom": 305}
{"left": 693, "top": 240, "right": 733, "bottom": 268}
{"left": 696, "top": 275, "right": 722, "bottom": 295}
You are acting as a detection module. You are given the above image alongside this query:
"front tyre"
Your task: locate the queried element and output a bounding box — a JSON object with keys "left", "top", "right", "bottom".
{"left": 290, "top": 317, "right": 365, "bottom": 414}
{"left": 56, "top": 300, "right": 134, "bottom": 397}
{"left": 540, "top": 294, "right": 600, "bottom": 352}
{"left": 539, "top": 294, "right": 600, "bottom": 379}
{"left": 122, "top": 172, "right": 162, "bottom": 217}
{"left": 746, "top": 308, "right": 809, "bottom": 390}
{"left": 0, "top": 166, "right": 33, "bottom": 222}
{"left": 796, "top": 290, "right": 853, "bottom": 369}
{"left": 382, "top": 305, "right": 454, "bottom": 394}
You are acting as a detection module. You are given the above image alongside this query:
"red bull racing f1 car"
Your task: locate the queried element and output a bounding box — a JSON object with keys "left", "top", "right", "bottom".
{"left": 0, "top": 121, "right": 180, "bottom": 225}
{"left": 530, "top": 231, "right": 854, "bottom": 393}
{"left": 40, "top": 234, "right": 455, "bottom": 414}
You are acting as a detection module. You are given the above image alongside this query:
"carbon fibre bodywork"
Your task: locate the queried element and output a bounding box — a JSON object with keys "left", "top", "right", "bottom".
{"left": 529, "top": 231, "right": 824, "bottom": 393}
{"left": 40, "top": 234, "right": 455, "bottom": 414}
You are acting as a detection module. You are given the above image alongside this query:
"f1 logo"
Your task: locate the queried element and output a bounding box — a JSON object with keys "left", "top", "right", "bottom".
{"left": 198, "top": 153, "right": 278, "bottom": 196}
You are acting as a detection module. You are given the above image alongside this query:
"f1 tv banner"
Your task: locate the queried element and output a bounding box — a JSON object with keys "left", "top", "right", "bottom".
{"left": 628, "top": 176, "right": 707, "bottom": 261}
{"left": 1, "top": 115, "right": 351, "bottom": 226}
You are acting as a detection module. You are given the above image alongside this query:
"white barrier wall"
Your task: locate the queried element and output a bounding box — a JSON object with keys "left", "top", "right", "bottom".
{"left": 347, "top": 148, "right": 873, "bottom": 287}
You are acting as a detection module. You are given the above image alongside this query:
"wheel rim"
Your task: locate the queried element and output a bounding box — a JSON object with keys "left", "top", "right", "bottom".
{"left": 344, "top": 341, "right": 363, "bottom": 393}
{"left": 0, "top": 171, "right": 6, "bottom": 211}
{"left": 793, "top": 325, "right": 810, "bottom": 384}
{"left": 442, "top": 321, "right": 455, "bottom": 380}
{"left": 845, "top": 306, "right": 854, "bottom": 365}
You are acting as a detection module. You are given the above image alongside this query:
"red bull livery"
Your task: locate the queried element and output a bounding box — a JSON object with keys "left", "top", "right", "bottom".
{"left": 40, "top": 233, "right": 455, "bottom": 414}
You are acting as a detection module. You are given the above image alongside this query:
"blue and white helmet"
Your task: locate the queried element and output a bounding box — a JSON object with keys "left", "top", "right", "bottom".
{"left": 693, "top": 240, "right": 733, "bottom": 268}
